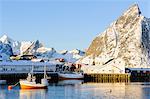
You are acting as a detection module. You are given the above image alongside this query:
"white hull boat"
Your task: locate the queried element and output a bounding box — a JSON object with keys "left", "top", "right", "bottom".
{"left": 58, "top": 72, "right": 84, "bottom": 80}
{"left": 20, "top": 78, "right": 48, "bottom": 89}
{"left": 20, "top": 65, "right": 49, "bottom": 89}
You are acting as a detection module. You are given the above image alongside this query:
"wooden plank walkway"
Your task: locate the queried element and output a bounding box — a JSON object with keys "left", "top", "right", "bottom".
{"left": 84, "top": 73, "right": 130, "bottom": 82}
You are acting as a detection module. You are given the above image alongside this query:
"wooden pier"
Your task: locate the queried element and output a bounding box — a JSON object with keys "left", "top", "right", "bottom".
{"left": 84, "top": 73, "right": 130, "bottom": 82}
{"left": 0, "top": 71, "right": 149, "bottom": 84}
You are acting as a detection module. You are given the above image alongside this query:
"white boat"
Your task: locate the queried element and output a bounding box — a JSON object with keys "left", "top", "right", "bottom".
{"left": 19, "top": 65, "right": 49, "bottom": 89}
{"left": 58, "top": 72, "right": 84, "bottom": 80}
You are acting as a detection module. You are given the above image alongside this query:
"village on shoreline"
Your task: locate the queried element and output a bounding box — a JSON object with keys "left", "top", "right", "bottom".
{"left": 0, "top": 4, "right": 150, "bottom": 85}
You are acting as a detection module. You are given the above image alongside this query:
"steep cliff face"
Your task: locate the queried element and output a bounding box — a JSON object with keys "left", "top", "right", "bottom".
{"left": 81, "top": 4, "right": 150, "bottom": 68}
{"left": 21, "top": 40, "right": 43, "bottom": 55}
{"left": 0, "top": 41, "right": 13, "bottom": 60}
{"left": 0, "top": 35, "right": 21, "bottom": 55}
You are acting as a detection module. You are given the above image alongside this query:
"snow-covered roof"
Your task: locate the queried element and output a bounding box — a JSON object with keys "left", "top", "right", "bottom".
{"left": 0, "top": 60, "right": 63, "bottom": 66}
{"left": 127, "top": 68, "right": 150, "bottom": 71}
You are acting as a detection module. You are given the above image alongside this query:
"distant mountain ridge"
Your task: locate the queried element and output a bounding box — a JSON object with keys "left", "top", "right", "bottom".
{"left": 0, "top": 35, "right": 85, "bottom": 62}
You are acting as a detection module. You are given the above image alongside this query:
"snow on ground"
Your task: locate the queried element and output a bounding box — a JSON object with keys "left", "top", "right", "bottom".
{"left": 0, "top": 60, "right": 63, "bottom": 66}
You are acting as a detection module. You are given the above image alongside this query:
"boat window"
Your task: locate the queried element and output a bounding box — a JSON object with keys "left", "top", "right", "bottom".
{"left": 3, "top": 68, "right": 7, "bottom": 71}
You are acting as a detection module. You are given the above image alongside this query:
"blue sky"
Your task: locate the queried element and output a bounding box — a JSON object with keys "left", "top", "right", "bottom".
{"left": 0, "top": 0, "right": 150, "bottom": 51}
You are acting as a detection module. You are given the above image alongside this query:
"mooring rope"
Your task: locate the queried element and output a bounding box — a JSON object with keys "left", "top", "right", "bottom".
{"left": 8, "top": 82, "right": 19, "bottom": 90}
{"left": 12, "top": 82, "right": 19, "bottom": 87}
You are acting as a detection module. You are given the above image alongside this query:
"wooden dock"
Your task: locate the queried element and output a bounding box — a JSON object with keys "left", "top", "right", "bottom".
{"left": 0, "top": 71, "right": 149, "bottom": 84}
{"left": 84, "top": 73, "right": 130, "bottom": 82}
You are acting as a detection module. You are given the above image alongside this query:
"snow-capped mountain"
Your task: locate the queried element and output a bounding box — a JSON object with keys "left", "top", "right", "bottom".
{"left": 36, "top": 47, "right": 56, "bottom": 58}
{"left": 35, "top": 48, "right": 85, "bottom": 62}
{"left": 0, "top": 41, "right": 13, "bottom": 60}
{"left": 80, "top": 4, "right": 150, "bottom": 68}
{"left": 0, "top": 35, "right": 85, "bottom": 62}
{"left": 20, "top": 41, "right": 33, "bottom": 55}
{"left": 20, "top": 40, "right": 43, "bottom": 55}
{"left": 58, "top": 50, "right": 68, "bottom": 55}
{"left": 52, "top": 49, "right": 85, "bottom": 62}
{"left": 0, "top": 35, "right": 43, "bottom": 56}
{"left": 68, "top": 49, "right": 85, "bottom": 60}
{"left": 68, "top": 49, "right": 85, "bottom": 55}
{"left": 0, "top": 35, "right": 21, "bottom": 55}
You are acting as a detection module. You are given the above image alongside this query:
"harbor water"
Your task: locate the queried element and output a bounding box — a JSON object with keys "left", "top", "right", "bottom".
{"left": 0, "top": 80, "right": 149, "bottom": 99}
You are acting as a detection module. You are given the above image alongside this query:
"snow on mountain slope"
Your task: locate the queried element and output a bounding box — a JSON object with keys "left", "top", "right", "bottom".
{"left": 80, "top": 4, "right": 150, "bottom": 68}
{"left": 0, "top": 35, "right": 44, "bottom": 56}
{"left": 20, "top": 41, "right": 33, "bottom": 55}
{"left": 0, "top": 41, "right": 13, "bottom": 60}
{"left": 36, "top": 48, "right": 85, "bottom": 62}
{"left": 20, "top": 40, "right": 43, "bottom": 55}
{"left": 58, "top": 50, "right": 68, "bottom": 55}
{"left": 68, "top": 49, "right": 85, "bottom": 60}
{"left": 0, "top": 35, "right": 85, "bottom": 62}
{"left": 0, "top": 35, "right": 21, "bottom": 55}
{"left": 36, "top": 47, "right": 56, "bottom": 58}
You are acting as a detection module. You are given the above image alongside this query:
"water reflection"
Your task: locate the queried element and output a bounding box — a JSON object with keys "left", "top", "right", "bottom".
{"left": 0, "top": 90, "right": 6, "bottom": 99}
{"left": 0, "top": 81, "right": 149, "bottom": 99}
{"left": 80, "top": 82, "right": 150, "bottom": 99}
{"left": 19, "top": 89, "right": 47, "bottom": 99}
{"left": 56, "top": 80, "right": 84, "bottom": 86}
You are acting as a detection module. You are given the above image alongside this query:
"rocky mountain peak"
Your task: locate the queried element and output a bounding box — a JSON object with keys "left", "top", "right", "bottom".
{"left": 0, "top": 35, "right": 8, "bottom": 40}
{"left": 115, "top": 3, "right": 143, "bottom": 31}
{"left": 122, "top": 4, "right": 141, "bottom": 17}
{"left": 81, "top": 4, "right": 150, "bottom": 68}
{"left": 0, "top": 35, "right": 21, "bottom": 55}
{"left": 0, "top": 35, "right": 14, "bottom": 44}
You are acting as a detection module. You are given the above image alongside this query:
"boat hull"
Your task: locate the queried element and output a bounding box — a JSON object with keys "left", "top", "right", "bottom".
{"left": 20, "top": 80, "right": 47, "bottom": 89}
{"left": 58, "top": 77, "right": 83, "bottom": 80}
{"left": 58, "top": 73, "right": 84, "bottom": 80}
{"left": 20, "top": 84, "right": 47, "bottom": 89}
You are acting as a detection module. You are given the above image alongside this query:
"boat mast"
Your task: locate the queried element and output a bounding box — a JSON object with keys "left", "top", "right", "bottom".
{"left": 31, "top": 63, "right": 34, "bottom": 78}
{"left": 44, "top": 64, "right": 47, "bottom": 79}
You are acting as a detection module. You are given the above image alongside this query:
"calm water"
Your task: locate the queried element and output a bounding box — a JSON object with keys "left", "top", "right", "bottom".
{"left": 0, "top": 80, "right": 150, "bottom": 99}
